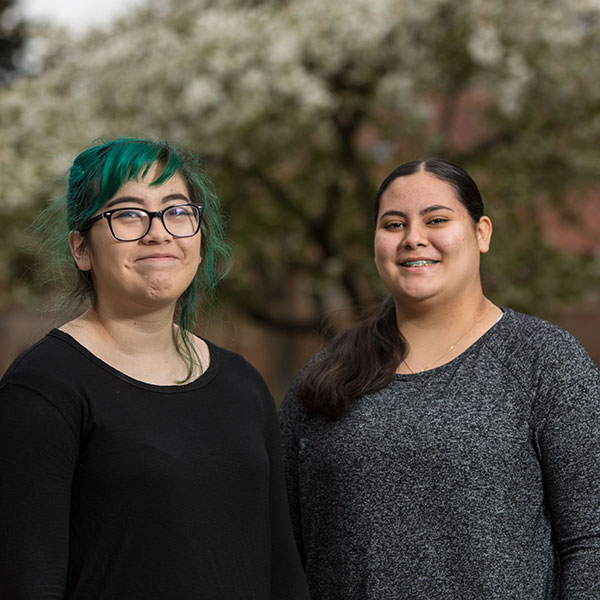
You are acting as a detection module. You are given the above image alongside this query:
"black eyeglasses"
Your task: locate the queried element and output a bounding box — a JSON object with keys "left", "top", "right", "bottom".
{"left": 79, "top": 203, "right": 204, "bottom": 242}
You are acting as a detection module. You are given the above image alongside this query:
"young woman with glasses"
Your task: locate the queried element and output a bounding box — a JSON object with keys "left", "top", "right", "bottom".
{"left": 280, "top": 158, "right": 600, "bottom": 599}
{"left": 0, "top": 138, "right": 309, "bottom": 599}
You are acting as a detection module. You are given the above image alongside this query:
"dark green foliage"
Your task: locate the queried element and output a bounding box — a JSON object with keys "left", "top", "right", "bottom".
{"left": 0, "top": 0, "right": 24, "bottom": 83}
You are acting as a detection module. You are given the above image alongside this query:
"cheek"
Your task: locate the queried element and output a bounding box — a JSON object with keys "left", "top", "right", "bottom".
{"left": 192, "top": 233, "right": 203, "bottom": 258}
{"left": 374, "top": 234, "right": 395, "bottom": 262}
{"left": 84, "top": 229, "right": 126, "bottom": 272}
{"left": 88, "top": 254, "right": 124, "bottom": 283}
{"left": 437, "top": 233, "right": 482, "bottom": 271}
{"left": 193, "top": 240, "right": 203, "bottom": 265}
{"left": 434, "top": 230, "right": 472, "bottom": 255}
{"left": 181, "top": 237, "right": 202, "bottom": 268}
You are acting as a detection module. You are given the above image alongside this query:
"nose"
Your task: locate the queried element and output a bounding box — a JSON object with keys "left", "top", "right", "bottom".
{"left": 402, "top": 222, "right": 428, "bottom": 249}
{"left": 142, "top": 214, "right": 172, "bottom": 244}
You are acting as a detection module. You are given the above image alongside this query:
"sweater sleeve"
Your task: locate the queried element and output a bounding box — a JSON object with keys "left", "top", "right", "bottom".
{"left": 278, "top": 380, "right": 306, "bottom": 567}
{"left": 533, "top": 336, "right": 600, "bottom": 599}
{"left": 262, "top": 391, "right": 311, "bottom": 599}
{"left": 0, "top": 382, "right": 79, "bottom": 600}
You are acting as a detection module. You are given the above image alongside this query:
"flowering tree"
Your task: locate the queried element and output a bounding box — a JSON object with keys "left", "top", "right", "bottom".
{"left": 0, "top": 0, "right": 598, "bottom": 332}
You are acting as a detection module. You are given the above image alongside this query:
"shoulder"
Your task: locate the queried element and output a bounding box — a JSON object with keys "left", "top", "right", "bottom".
{"left": 1, "top": 330, "right": 83, "bottom": 386}
{"left": 501, "top": 308, "right": 575, "bottom": 338}
{"left": 487, "top": 309, "right": 599, "bottom": 404}
{"left": 0, "top": 330, "right": 87, "bottom": 438}
{"left": 205, "top": 339, "right": 274, "bottom": 404}
{"left": 490, "top": 309, "right": 595, "bottom": 367}
{"left": 207, "top": 340, "right": 266, "bottom": 381}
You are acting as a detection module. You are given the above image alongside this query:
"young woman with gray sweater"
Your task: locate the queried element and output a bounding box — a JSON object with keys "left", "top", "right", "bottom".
{"left": 280, "top": 158, "right": 600, "bottom": 599}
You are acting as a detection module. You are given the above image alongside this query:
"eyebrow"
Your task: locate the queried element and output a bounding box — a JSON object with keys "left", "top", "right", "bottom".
{"left": 378, "top": 204, "right": 456, "bottom": 221}
{"left": 103, "top": 193, "right": 190, "bottom": 209}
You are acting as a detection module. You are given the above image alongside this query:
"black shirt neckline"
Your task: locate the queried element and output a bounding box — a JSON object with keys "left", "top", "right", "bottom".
{"left": 48, "top": 328, "right": 221, "bottom": 393}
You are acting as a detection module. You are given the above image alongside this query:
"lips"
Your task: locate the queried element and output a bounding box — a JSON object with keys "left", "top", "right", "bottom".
{"left": 400, "top": 259, "right": 440, "bottom": 267}
{"left": 136, "top": 253, "right": 179, "bottom": 261}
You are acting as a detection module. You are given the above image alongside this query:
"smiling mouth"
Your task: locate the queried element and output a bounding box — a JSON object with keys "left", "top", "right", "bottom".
{"left": 137, "top": 255, "right": 177, "bottom": 260}
{"left": 400, "top": 260, "right": 439, "bottom": 267}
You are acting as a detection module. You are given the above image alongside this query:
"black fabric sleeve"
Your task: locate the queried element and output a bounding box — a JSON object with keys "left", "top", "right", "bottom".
{"left": 262, "top": 392, "right": 310, "bottom": 599}
{"left": 534, "top": 338, "right": 600, "bottom": 598}
{"left": 278, "top": 380, "right": 306, "bottom": 567}
{"left": 0, "top": 383, "right": 79, "bottom": 600}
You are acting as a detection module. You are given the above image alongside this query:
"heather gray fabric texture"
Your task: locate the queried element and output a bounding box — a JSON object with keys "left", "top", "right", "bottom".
{"left": 280, "top": 309, "right": 600, "bottom": 599}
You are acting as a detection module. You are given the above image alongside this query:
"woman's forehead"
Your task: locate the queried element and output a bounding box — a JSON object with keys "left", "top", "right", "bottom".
{"left": 379, "top": 171, "right": 462, "bottom": 210}
{"left": 113, "top": 168, "right": 188, "bottom": 196}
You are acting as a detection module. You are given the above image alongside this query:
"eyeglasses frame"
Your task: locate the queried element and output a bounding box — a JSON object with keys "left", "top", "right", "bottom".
{"left": 79, "top": 202, "right": 205, "bottom": 242}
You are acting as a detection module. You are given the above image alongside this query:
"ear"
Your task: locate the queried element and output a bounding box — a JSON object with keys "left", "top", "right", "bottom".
{"left": 69, "top": 231, "right": 92, "bottom": 271}
{"left": 475, "top": 216, "right": 493, "bottom": 254}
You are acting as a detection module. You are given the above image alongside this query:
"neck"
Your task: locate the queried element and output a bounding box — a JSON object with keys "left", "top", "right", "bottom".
{"left": 83, "top": 302, "right": 179, "bottom": 355}
{"left": 395, "top": 294, "right": 498, "bottom": 374}
{"left": 60, "top": 300, "right": 207, "bottom": 385}
{"left": 396, "top": 294, "right": 489, "bottom": 332}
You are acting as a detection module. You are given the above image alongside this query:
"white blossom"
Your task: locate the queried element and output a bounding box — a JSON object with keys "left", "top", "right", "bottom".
{"left": 467, "top": 24, "right": 504, "bottom": 67}
{"left": 0, "top": 0, "right": 599, "bottom": 209}
{"left": 496, "top": 52, "right": 533, "bottom": 116}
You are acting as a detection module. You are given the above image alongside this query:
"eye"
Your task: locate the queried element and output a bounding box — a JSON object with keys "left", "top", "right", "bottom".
{"left": 427, "top": 217, "right": 448, "bottom": 225}
{"left": 383, "top": 221, "right": 405, "bottom": 230}
{"left": 113, "top": 209, "right": 145, "bottom": 220}
{"left": 165, "top": 205, "right": 193, "bottom": 218}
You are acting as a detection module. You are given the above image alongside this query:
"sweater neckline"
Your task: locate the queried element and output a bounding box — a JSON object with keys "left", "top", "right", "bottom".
{"left": 393, "top": 307, "right": 509, "bottom": 381}
{"left": 47, "top": 328, "right": 221, "bottom": 393}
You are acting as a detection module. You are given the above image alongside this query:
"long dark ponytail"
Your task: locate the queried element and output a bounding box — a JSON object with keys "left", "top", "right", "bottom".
{"left": 295, "top": 158, "right": 484, "bottom": 418}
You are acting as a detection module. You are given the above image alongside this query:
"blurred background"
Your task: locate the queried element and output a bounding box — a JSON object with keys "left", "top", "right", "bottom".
{"left": 1, "top": 0, "right": 599, "bottom": 402}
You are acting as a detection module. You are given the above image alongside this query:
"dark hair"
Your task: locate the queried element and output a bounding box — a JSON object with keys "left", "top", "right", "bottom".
{"left": 296, "top": 157, "right": 484, "bottom": 418}
{"left": 37, "top": 138, "right": 231, "bottom": 380}
{"left": 375, "top": 157, "right": 484, "bottom": 225}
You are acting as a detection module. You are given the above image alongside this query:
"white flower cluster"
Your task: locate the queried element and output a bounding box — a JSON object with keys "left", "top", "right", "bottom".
{"left": 0, "top": 0, "right": 598, "bottom": 209}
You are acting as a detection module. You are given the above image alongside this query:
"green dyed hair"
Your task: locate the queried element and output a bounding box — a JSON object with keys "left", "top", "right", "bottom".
{"left": 39, "top": 137, "right": 231, "bottom": 377}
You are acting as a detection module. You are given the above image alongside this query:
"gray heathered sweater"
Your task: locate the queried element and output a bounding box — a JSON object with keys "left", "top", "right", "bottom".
{"left": 280, "top": 309, "right": 600, "bottom": 599}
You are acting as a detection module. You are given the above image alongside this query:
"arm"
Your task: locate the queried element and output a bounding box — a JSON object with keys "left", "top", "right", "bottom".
{"left": 263, "top": 392, "right": 310, "bottom": 599}
{"left": 535, "top": 341, "right": 600, "bottom": 599}
{"left": 0, "top": 383, "right": 79, "bottom": 599}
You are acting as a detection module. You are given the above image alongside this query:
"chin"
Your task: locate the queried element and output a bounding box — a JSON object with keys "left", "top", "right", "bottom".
{"left": 395, "top": 285, "right": 440, "bottom": 301}
{"left": 142, "top": 273, "right": 192, "bottom": 296}
{"left": 145, "top": 286, "right": 188, "bottom": 304}
{"left": 128, "top": 283, "right": 182, "bottom": 307}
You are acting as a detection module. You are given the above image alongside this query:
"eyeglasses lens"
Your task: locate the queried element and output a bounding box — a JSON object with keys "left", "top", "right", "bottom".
{"left": 111, "top": 205, "right": 201, "bottom": 241}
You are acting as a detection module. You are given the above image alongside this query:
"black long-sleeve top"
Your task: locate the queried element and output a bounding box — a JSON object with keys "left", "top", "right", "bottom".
{"left": 0, "top": 329, "right": 309, "bottom": 599}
